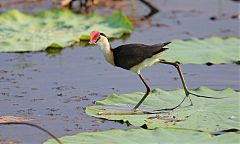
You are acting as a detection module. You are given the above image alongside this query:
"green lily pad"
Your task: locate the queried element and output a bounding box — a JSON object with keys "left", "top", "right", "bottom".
{"left": 86, "top": 87, "right": 240, "bottom": 131}
{"left": 44, "top": 127, "right": 240, "bottom": 144}
{"left": 162, "top": 37, "right": 240, "bottom": 64}
{"left": 0, "top": 9, "right": 132, "bottom": 52}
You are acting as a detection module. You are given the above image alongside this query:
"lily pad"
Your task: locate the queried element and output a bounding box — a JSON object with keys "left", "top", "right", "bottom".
{"left": 86, "top": 87, "right": 240, "bottom": 131}
{"left": 162, "top": 37, "right": 240, "bottom": 64}
{"left": 44, "top": 127, "right": 240, "bottom": 144}
{"left": 0, "top": 9, "right": 132, "bottom": 52}
{"left": 0, "top": 116, "right": 33, "bottom": 123}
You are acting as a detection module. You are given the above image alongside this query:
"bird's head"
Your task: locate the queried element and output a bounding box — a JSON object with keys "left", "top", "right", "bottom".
{"left": 89, "top": 30, "right": 107, "bottom": 45}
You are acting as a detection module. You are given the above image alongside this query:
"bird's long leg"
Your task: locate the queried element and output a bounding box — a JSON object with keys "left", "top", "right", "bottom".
{"left": 133, "top": 73, "right": 151, "bottom": 111}
{"left": 156, "top": 61, "right": 213, "bottom": 111}
{"left": 161, "top": 61, "right": 193, "bottom": 105}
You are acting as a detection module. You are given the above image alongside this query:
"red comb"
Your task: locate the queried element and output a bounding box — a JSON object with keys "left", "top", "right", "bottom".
{"left": 89, "top": 31, "right": 100, "bottom": 44}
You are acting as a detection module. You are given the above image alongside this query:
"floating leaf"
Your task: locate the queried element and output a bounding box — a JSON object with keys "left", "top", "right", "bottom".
{"left": 0, "top": 9, "right": 132, "bottom": 52}
{"left": 44, "top": 127, "right": 240, "bottom": 144}
{"left": 162, "top": 37, "right": 240, "bottom": 64}
{"left": 86, "top": 87, "right": 240, "bottom": 131}
{"left": 0, "top": 116, "right": 33, "bottom": 123}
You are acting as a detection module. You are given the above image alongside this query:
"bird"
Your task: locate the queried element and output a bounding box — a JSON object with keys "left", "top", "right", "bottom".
{"left": 89, "top": 30, "right": 212, "bottom": 112}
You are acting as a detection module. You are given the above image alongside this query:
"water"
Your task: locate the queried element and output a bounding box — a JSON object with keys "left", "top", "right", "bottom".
{"left": 0, "top": 0, "right": 239, "bottom": 143}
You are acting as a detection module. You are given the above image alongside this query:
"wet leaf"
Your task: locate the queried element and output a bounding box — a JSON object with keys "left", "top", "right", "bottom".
{"left": 86, "top": 87, "right": 240, "bottom": 131}
{"left": 44, "top": 127, "right": 240, "bottom": 144}
{"left": 0, "top": 9, "right": 132, "bottom": 52}
{"left": 0, "top": 116, "right": 33, "bottom": 123}
{"left": 163, "top": 37, "right": 240, "bottom": 64}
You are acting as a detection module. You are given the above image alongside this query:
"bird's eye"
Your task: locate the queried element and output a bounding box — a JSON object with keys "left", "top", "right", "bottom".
{"left": 95, "top": 36, "right": 101, "bottom": 43}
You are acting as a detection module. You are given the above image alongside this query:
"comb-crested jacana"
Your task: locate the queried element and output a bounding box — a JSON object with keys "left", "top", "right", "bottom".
{"left": 89, "top": 30, "right": 211, "bottom": 112}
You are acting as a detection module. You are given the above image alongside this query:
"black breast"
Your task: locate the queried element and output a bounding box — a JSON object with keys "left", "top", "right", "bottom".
{"left": 112, "top": 42, "right": 170, "bottom": 70}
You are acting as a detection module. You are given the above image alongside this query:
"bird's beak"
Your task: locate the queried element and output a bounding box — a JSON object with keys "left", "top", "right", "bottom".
{"left": 89, "top": 40, "right": 95, "bottom": 44}
{"left": 89, "top": 36, "right": 96, "bottom": 44}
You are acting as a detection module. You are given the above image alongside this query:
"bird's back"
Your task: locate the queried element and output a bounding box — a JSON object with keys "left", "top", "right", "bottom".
{"left": 112, "top": 42, "right": 170, "bottom": 70}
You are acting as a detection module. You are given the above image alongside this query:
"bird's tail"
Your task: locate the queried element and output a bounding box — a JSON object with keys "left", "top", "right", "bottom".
{"left": 151, "top": 41, "right": 171, "bottom": 48}
{"left": 162, "top": 41, "right": 171, "bottom": 47}
{"left": 162, "top": 42, "right": 171, "bottom": 52}
{"left": 151, "top": 42, "right": 171, "bottom": 53}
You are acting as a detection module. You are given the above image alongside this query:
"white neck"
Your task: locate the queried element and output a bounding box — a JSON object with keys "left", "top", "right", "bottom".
{"left": 96, "top": 36, "right": 115, "bottom": 65}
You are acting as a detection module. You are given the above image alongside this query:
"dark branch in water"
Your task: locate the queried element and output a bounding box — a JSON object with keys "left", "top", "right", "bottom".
{"left": 139, "top": 0, "right": 159, "bottom": 20}
{"left": 0, "top": 122, "right": 63, "bottom": 144}
{"left": 69, "top": 0, "right": 94, "bottom": 13}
